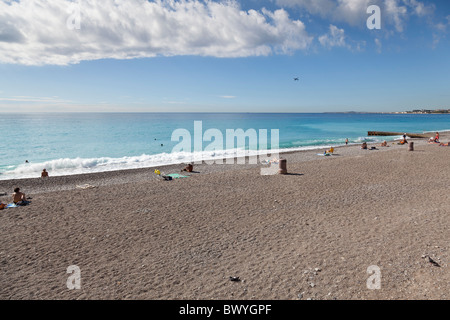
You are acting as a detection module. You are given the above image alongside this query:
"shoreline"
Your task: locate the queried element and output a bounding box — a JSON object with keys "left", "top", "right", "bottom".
{"left": 0, "top": 135, "right": 428, "bottom": 196}
{"left": 0, "top": 140, "right": 386, "bottom": 182}
{"left": 0, "top": 130, "right": 442, "bottom": 191}
{"left": 2, "top": 112, "right": 448, "bottom": 182}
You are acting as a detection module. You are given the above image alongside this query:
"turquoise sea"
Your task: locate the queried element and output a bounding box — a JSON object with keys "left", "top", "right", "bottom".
{"left": 0, "top": 113, "right": 448, "bottom": 180}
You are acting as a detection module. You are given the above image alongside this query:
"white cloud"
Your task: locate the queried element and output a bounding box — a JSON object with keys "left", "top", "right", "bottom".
{"left": 375, "top": 38, "right": 382, "bottom": 53}
{"left": 319, "top": 24, "right": 348, "bottom": 48}
{"left": 0, "top": 96, "right": 72, "bottom": 103}
{"left": 384, "top": 0, "right": 407, "bottom": 32}
{"left": 220, "top": 95, "right": 236, "bottom": 99}
{"left": 276, "top": 0, "right": 434, "bottom": 32}
{"left": 435, "top": 23, "right": 446, "bottom": 32}
{"left": 0, "top": 0, "right": 313, "bottom": 66}
{"left": 318, "top": 23, "right": 366, "bottom": 51}
{"left": 431, "top": 15, "right": 449, "bottom": 48}
{"left": 335, "top": 0, "right": 374, "bottom": 26}
{"left": 435, "top": 15, "right": 450, "bottom": 32}
{"left": 277, "top": 0, "right": 373, "bottom": 26}
{"left": 403, "top": 0, "right": 435, "bottom": 17}
{"left": 276, "top": 0, "right": 336, "bottom": 17}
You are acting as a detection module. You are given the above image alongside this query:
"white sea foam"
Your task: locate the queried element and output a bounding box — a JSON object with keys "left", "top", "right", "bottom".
{"left": 0, "top": 136, "right": 389, "bottom": 180}
{"left": 423, "top": 129, "right": 450, "bottom": 133}
{"left": 0, "top": 148, "right": 276, "bottom": 180}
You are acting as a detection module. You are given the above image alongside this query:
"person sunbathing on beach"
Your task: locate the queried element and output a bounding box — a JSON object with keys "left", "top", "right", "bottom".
{"left": 361, "top": 142, "right": 368, "bottom": 149}
{"left": 12, "top": 188, "right": 28, "bottom": 205}
{"left": 380, "top": 141, "right": 388, "bottom": 147}
{"left": 439, "top": 142, "right": 449, "bottom": 146}
{"left": 181, "top": 163, "right": 193, "bottom": 172}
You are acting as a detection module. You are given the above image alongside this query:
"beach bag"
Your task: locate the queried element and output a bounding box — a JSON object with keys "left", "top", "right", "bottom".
{"left": 0, "top": 203, "right": 6, "bottom": 210}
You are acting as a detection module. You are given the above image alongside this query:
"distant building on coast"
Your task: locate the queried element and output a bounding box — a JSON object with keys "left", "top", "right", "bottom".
{"left": 403, "top": 109, "right": 450, "bottom": 114}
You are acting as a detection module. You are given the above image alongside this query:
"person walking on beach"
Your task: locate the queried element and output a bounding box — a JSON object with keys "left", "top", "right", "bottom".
{"left": 345, "top": 138, "right": 348, "bottom": 145}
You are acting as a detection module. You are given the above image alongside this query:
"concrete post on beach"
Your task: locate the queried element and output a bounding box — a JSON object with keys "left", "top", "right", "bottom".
{"left": 278, "top": 158, "right": 287, "bottom": 174}
{"left": 408, "top": 142, "right": 414, "bottom": 151}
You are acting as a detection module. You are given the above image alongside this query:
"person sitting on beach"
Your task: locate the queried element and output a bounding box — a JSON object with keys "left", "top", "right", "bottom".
{"left": 41, "top": 169, "right": 49, "bottom": 178}
{"left": 429, "top": 132, "right": 440, "bottom": 143}
{"left": 182, "top": 163, "right": 193, "bottom": 173}
{"left": 361, "top": 142, "right": 368, "bottom": 150}
{"left": 12, "top": 188, "right": 28, "bottom": 205}
{"left": 380, "top": 141, "right": 388, "bottom": 147}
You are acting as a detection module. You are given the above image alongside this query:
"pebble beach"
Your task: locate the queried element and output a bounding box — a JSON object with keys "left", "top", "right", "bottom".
{"left": 0, "top": 134, "right": 449, "bottom": 300}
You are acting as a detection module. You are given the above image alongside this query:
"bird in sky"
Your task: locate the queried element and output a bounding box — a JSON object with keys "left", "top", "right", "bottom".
{"left": 294, "top": 77, "right": 299, "bottom": 81}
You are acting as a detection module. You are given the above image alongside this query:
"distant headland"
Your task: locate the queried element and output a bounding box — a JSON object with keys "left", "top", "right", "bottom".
{"left": 325, "top": 109, "right": 449, "bottom": 114}
{"left": 394, "top": 109, "right": 449, "bottom": 114}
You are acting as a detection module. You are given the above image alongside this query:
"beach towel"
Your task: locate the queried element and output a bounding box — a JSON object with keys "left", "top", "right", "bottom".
{"left": 317, "top": 153, "right": 331, "bottom": 156}
{"left": 76, "top": 184, "right": 96, "bottom": 189}
{"left": 7, "top": 200, "right": 31, "bottom": 207}
{"left": 167, "top": 173, "right": 189, "bottom": 179}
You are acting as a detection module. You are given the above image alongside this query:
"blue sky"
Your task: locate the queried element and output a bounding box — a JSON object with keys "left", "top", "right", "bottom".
{"left": 0, "top": 0, "right": 449, "bottom": 112}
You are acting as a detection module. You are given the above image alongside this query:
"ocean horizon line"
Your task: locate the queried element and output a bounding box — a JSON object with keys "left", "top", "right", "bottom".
{"left": 0, "top": 111, "right": 423, "bottom": 114}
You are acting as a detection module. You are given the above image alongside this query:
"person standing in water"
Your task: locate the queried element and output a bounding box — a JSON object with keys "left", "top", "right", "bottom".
{"left": 345, "top": 138, "right": 348, "bottom": 145}
{"left": 41, "top": 169, "right": 49, "bottom": 178}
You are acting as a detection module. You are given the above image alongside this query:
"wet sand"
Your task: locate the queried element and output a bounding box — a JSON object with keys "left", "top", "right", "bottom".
{"left": 0, "top": 135, "right": 449, "bottom": 300}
